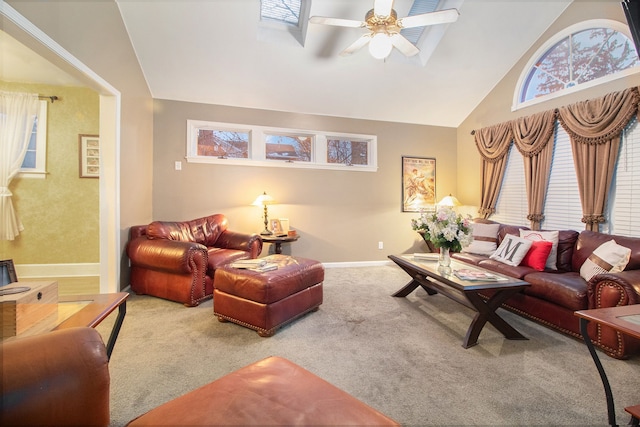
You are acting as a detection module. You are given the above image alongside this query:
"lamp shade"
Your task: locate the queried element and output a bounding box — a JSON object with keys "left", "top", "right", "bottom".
{"left": 252, "top": 191, "right": 276, "bottom": 206}
{"left": 437, "top": 194, "right": 461, "bottom": 207}
{"left": 369, "top": 32, "right": 393, "bottom": 59}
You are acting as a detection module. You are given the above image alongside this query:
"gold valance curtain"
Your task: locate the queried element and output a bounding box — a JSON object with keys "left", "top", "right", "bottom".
{"left": 473, "top": 87, "right": 640, "bottom": 231}
{"left": 512, "top": 110, "right": 557, "bottom": 230}
{"left": 557, "top": 87, "right": 640, "bottom": 231}
{"left": 474, "top": 123, "right": 513, "bottom": 218}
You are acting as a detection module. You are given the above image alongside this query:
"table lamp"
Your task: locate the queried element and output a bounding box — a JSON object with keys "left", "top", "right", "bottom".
{"left": 252, "top": 191, "right": 276, "bottom": 235}
{"left": 437, "top": 194, "right": 461, "bottom": 207}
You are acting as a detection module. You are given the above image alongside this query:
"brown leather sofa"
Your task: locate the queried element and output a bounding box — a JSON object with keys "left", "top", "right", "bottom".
{"left": 452, "top": 220, "right": 640, "bottom": 359}
{"left": 127, "top": 214, "right": 263, "bottom": 306}
{"left": 1, "top": 327, "right": 110, "bottom": 426}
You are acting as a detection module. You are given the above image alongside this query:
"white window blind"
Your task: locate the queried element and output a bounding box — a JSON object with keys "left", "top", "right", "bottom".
{"left": 492, "top": 118, "right": 640, "bottom": 233}
{"left": 491, "top": 144, "right": 528, "bottom": 226}
{"left": 610, "top": 117, "right": 640, "bottom": 237}
{"left": 540, "top": 123, "right": 583, "bottom": 231}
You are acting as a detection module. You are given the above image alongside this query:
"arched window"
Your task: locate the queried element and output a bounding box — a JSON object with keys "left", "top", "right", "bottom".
{"left": 514, "top": 20, "right": 639, "bottom": 110}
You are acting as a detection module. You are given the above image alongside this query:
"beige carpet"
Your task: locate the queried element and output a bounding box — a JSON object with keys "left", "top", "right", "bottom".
{"left": 98, "top": 265, "right": 640, "bottom": 426}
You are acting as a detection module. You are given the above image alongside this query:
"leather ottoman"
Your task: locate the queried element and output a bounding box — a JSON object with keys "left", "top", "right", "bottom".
{"left": 127, "top": 356, "right": 400, "bottom": 426}
{"left": 213, "top": 255, "right": 324, "bottom": 336}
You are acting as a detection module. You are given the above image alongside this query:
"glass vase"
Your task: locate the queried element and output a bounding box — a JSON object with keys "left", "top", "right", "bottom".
{"left": 438, "top": 247, "right": 451, "bottom": 273}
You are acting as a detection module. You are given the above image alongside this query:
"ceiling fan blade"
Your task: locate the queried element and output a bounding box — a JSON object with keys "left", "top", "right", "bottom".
{"left": 390, "top": 34, "right": 420, "bottom": 57}
{"left": 374, "top": 0, "right": 394, "bottom": 17}
{"left": 397, "top": 8, "right": 460, "bottom": 29}
{"left": 340, "top": 34, "right": 372, "bottom": 56}
{"left": 309, "top": 16, "right": 366, "bottom": 28}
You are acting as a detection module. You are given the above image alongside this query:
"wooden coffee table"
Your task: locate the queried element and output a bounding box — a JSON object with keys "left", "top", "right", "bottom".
{"left": 1, "top": 286, "right": 128, "bottom": 359}
{"left": 389, "top": 254, "right": 530, "bottom": 348}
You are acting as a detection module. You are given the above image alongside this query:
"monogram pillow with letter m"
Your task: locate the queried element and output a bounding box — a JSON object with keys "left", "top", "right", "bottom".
{"left": 490, "top": 234, "right": 533, "bottom": 267}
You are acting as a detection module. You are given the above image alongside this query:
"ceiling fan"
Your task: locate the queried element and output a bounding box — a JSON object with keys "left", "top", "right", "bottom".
{"left": 309, "top": 0, "right": 459, "bottom": 59}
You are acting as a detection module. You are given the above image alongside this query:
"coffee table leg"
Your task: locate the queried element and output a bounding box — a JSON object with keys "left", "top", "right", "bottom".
{"left": 392, "top": 266, "right": 438, "bottom": 297}
{"left": 105, "top": 301, "right": 127, "bottom": 360}
{"left": 463, "top": 290, "right": 527, "bottom": 348}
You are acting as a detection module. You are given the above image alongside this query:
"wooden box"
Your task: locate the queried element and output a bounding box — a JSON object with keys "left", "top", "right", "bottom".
{"left": 1, "top": 281, "right": 58, "bottom": 337}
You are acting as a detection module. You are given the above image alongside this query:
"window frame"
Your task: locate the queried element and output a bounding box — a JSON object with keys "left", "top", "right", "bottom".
{"left": 19, "top": 99, "right": 48, "bottom": 178}
{"left": 186, "top": 120, "right": 378, "bottom": 172}
{"left": 513, "top": 19, "right": 640, "bottom": 112}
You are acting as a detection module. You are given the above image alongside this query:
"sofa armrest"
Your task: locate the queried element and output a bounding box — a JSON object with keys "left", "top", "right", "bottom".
{"left": 127, "top": 236, "right": 208, "bottom": 273}
{"left": 216, "top": 230, "right": 263, "bottom": 258}
{"left": 1, "top": 327, "right": 110, "bottom": 426}
{"left": 587, "top": 270, "right": 640, "bottom": 309}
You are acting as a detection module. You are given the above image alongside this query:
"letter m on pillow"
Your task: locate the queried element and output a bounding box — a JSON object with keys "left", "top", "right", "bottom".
{"left": 496, "top": 240, "right": 525, "bottom": 261}
{"left": 490, "top": 235, "right": 533, "bottom": 267}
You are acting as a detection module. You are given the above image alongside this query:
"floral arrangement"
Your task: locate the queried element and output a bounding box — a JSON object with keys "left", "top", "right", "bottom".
{"left": 411, "top": 206, "right": 473, "bottom": 252}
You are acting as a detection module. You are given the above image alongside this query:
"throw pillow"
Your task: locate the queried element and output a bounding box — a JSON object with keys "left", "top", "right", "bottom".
{"left": 520, "top": 230, "right": 560, "bottom": 270}
{"left": 461, "top": 223, "right": 501, "bottom": 255}
{"left": 521, "top": 240, "right": 553, "bottom": 271}
{"left": 490, "top": 234, "right": 533, "bottom": 267}
{"left": 579, "top": 239, "right": 632, "bottom": 281}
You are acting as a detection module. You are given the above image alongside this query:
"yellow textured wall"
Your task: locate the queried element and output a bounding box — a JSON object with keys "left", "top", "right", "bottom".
{"left": 1, "top": 83, "right": 99, "bottom": 264}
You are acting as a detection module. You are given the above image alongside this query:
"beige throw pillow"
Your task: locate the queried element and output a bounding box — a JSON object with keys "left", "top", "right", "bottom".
{"left": 579, "top": 239, "right": 631, "bottom": 281}
{"left": 490, "top": 234, "right": 533, "bottom": 267}
{"left": 461, "top": 223, "right": 500, "bottom": 256}
{"left": 520, "top": 230, "right": 559, "bottom": 270}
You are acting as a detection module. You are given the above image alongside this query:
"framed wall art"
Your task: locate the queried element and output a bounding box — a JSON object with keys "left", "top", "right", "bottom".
{"left": 402, "top": 156, "right": 436, "bottom": 212}
{"left": 79, "top": 134, "right": 100, "bottom": 178}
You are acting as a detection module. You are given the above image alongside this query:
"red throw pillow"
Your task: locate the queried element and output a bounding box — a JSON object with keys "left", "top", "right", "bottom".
{"left": 521, "top": 240, "right": 553, "bottom": 271}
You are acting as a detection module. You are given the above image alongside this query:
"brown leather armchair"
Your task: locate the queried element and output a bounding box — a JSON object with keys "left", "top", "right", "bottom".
{"left": 127, "top": 214, "right": 262, "bottom": 306}
{"left": 1, "top": 327, "right": 110, "bottom": 426}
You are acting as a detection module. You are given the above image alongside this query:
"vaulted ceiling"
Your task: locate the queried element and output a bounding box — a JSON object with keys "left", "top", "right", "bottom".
{"left": 2, "top": 0, "right": 574, "bottom": 127}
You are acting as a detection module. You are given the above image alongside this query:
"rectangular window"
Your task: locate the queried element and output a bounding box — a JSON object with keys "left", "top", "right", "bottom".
{"left": 327, "top": 138, "right": 370, "bottom": 166}
{"left": 20, "top": 100, "right": 48, "bottom": 178}
{"left": 265, "top": 133, "right": 312, "bottom": 162}
{"left": 196, "top": 129, "right": 250, "bottom": 159}
{"left": 186, "top": 120, "right": 377, "bottom": 172}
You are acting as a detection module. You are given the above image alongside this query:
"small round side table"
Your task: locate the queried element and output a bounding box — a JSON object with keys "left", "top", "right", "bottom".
{"left": 260, "top": 234, "right": 300, "bottom": 254}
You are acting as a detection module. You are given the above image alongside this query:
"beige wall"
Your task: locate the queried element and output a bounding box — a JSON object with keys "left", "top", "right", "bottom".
{"left": 154, "top": 100, "right": 457, "bottom": 262}
{"left": 7, "top": 0, "right": 154, "bottom": 288}
{"left": 456, "top": 2, "right": 640, "bottom": 207}
{"left": 1, "top": 84, "right": 99, "bottom": 264}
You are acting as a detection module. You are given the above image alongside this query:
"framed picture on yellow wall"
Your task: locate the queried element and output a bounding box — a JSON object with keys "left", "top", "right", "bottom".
{"left": 79, "top": 134, "right": 100, "bottom": 178}
{"left": 402, "top": 156, "right": 436, "bottom": 212}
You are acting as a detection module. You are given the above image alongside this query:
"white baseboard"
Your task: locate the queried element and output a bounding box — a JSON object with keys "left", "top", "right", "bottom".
{"left": 13, "top": 261, "right": 391, "bottom": 279}
{"left": 322, "top": 260, "right": 393, "bottom": 268}
{"left": 15, "top": 263, "right": 100, "bottom": 278}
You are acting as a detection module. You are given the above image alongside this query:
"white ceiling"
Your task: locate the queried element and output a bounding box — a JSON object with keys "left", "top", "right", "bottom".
{"left": 0, "top": 30, "right": 84, "bottom": 87}
{"left": 2, "top": 0, "right": 573, "bottom": 127}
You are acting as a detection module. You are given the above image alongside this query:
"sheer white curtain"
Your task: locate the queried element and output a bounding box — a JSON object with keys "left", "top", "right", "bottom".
{"left": 0, "top": 91, "right": 40, "bottom": 240}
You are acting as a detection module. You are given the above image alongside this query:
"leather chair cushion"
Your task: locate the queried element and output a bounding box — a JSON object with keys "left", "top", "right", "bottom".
{"left": 147, "top": 214, "right": 228, "bottom": 247}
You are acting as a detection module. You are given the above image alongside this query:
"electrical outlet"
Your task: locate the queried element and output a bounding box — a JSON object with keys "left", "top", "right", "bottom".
{"left": 378, "top": 241, "right": 383, "bottom": 250}
{"left": 174, "top": 161, "right": 182, "bottom": 171}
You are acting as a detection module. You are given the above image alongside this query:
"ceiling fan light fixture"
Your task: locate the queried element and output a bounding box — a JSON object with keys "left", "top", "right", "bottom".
{"left": 369, "top": 32, "right": 393, "bottom": 59}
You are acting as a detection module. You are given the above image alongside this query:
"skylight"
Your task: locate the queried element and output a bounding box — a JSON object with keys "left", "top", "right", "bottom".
{"left": 260, "top": 0, "right": 301, "bottom": 26}
{"left": 400, "top": 0, "right": 439, "bottom": 44}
